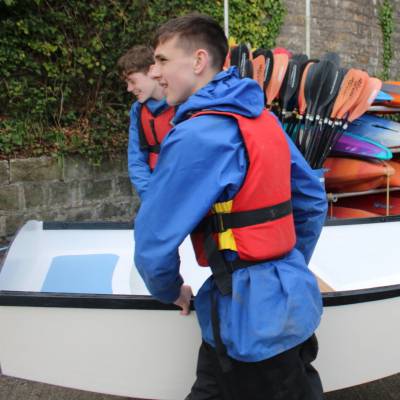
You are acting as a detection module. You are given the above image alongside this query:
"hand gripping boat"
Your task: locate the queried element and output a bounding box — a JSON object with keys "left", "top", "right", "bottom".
{"left": 1, "top": 218, "right": 400, "bottom": 399}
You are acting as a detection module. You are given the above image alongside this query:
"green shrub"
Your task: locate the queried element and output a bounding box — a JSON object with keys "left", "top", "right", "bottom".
{"left": 0, "top": 0, "right": 285, "bottom": 164}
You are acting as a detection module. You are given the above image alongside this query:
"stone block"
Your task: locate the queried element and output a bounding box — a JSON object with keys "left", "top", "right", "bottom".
{"left": 0, "top": 185, "right": 21, "bottom": 211}
{"left": 5, "top": 212, "right": 39, "bottom": 236}
{"left": 98, "top": 201, "right": 135, "bottom": 220}
{"left": 10, "top": 157, "right": 62, "bottom": 182}
{"left": 67, "top": 207, "right": 97, "bottom": 221}
{"left": 49, "top": 181, "right": 80, "bottom": 207}
{"left": 81, "top": 179, "right": 113, "bottom": 201}
{"left": 23, "top": 183, "right": 48, "bottom": 209}
{"left": 0, "top": 161, "right": 9, "bottom": 185}
{"left": 63, "top": 155, "right": 93, "bottom": 181}
{"left": 93, "top": 155, "right": 128, "bottom": 178}
{"left": 114, "top": 176, "right": 134, "bottom": 198}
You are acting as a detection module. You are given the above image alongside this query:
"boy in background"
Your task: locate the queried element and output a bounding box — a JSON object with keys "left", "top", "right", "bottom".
{"left": 117, "top": 45, "right": 175, "bottom": 198}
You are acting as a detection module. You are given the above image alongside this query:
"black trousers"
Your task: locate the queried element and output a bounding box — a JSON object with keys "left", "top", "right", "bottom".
{"left": 186, "top": 335, "right": 324, "bottom": 400}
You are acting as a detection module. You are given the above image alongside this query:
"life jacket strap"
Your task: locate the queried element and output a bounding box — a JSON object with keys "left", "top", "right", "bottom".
{"left": 201, "top": 199, "right": 292, "bottom": 233}
{"left": 147, "top": 144, "right": 161, "bottom": 154}
{"left": 198, "top": 199, "right": 292, "bottom": 295}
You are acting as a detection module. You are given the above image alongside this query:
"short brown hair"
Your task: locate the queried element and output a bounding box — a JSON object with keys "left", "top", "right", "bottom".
{"left": 117, "top": 45, "right": 154, "bottom": 78}
{"left": 153, "top": 13, "right": 228, "bottom": 70}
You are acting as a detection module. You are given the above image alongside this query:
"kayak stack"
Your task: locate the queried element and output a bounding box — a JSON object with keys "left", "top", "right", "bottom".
{"left": 369, "top": 81, "right": 400, "bottom": 114}
{"left": 226, "top": 44, "right": 400, "bottom": 220}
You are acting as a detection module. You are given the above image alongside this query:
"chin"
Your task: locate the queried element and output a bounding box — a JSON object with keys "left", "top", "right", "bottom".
{"left": 166, "top": 96, "right": 178, "bottom": 106}
{"left": 138, "top": 96, "right": 150, "bottom": 104}
{"left": 166, "top": 94, "right": 186, "bottom": 106}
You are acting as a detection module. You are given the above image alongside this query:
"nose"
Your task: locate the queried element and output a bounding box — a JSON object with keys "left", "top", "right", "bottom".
{"left": 149, "top": 64, "right": 161, "bottom": 80}
{"left": 127, "top": 82, "right": 134, "bottom": 93}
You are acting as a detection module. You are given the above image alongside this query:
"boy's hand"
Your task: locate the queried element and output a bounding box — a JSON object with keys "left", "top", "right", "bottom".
{"left": 174, "top": 284, "right": 193, "bottom": 316}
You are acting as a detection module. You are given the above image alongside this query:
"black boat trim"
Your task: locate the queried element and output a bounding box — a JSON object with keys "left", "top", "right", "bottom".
{"left": 1, "top": 284, "right": 400, "bottom": 309}
{"left": 41, "top": 215, "right": 400, "bottom": 230}
{"left": 43, "top": 221, "right": 133, "bottom": 230}
{"left": 325, "top": 214, "right": 400, "bottom": 226}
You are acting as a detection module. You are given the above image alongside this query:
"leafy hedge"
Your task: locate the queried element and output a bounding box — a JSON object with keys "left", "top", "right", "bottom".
{"left": 0, "top": 0, "right": 286, "bottom": 164}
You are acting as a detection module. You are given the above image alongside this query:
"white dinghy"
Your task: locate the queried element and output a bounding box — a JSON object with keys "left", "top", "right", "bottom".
{"left": 1, "top": 218, "right": 400, "bottom": 399}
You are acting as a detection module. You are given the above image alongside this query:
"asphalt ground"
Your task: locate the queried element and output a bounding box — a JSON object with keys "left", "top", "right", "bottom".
{"left": 0, "top": 373, "right": 400, "bottom": 399}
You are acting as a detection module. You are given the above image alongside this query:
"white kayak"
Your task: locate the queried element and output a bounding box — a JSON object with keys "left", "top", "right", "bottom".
{"left": 1, "top": 218, "right": 400, "bottom": 400}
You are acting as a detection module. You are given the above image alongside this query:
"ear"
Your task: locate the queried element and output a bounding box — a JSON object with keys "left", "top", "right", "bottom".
{"left": 193, "top": 49, "right": 209, "bottom": 75}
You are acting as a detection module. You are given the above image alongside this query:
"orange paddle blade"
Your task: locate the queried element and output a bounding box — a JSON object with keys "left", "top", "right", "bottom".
{"left": 347, "top": 77, "right": 382, "bottom": 122}
{"left": 265, "top": 53, "right": 289, "bottom": 106}
{"left": 252, "top": 55, "right": 266, "bottom": 89}
{"left": 298, "top": 62, "right": 314, "bottom": 115}
{"left": 223, "top": 52, "right": 231, "bottom": 70}
{"left": 331, "top": 69, "right": 368, "bottom": 120}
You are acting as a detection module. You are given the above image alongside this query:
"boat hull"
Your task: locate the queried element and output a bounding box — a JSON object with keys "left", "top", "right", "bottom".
{"left": 1, "top": 293, "right": 400, "bottom": 399}
{"left": 1, "top": 219, "right": 400, "bottom": 398}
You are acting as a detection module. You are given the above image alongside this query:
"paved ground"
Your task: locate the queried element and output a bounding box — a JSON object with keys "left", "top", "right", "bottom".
{"left": 1, "top": 372, "right": 400, "bottom": 399}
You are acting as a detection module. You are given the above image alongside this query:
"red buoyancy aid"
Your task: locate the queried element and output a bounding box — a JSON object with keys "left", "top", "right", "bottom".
{"left": 190, "top": 110, "right": 296, "bottom": 293}
{"left": 139, "top": 104, "right": 175, "bottom": 170}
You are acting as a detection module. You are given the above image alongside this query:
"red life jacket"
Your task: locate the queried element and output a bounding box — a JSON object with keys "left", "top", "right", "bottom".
{"left": 190, "top": 109, "right": 296, "bottom": 295}
{"left": 138, "top": 104, "right": 175, "bottom": 170}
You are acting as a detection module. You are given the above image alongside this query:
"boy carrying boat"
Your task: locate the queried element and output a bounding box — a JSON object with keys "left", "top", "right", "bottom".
{"left": 117, "top": 45, "right": 175, "bottom": 198}
{"left": 134, "top": 14, "right": 328, "bottom": 400}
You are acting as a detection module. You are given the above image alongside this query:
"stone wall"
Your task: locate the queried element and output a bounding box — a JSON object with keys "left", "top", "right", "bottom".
{"left": 0, "top": 155, "right": 138, "bottom": 241}
{"left": 278, "top": 0, "right": 400, "bottom": 78}
{"left": 2, "top": 0, "right": 400, "bottom": 241}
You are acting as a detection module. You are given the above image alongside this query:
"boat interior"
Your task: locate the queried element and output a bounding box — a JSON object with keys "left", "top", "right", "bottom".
{"left": 1, "top": 217, "right": 400, "bottom": 298}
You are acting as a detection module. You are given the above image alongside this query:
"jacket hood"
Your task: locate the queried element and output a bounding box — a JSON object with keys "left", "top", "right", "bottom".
{"left": 174, "top": 67, "right": 264, "bottom": 124}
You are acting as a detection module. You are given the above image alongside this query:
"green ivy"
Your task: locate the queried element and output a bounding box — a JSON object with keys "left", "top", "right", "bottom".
{"left": 0, "top": 0, "right": 285, "bottom": 164}
{"left": 378, "top": 0, "right": 394, "bottom": 81}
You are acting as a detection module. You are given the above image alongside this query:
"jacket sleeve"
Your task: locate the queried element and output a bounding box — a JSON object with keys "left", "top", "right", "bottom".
{"left": 288, "top": 137, "right": 328, "bottom": 264}
{"left": 127, "top": 102, "right": 152, "bottom": 198}
{"left": 134, "top": 116, "right": 246, "bottom": 303}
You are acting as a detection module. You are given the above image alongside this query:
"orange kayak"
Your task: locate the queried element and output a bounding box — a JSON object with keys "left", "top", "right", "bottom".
{"left": 336, "top": 192, "right": 400, "bottom": 216}
{"left": 388, "top": 160, "right": 400, "bottom": 187}
{"left": 324, "top": 157, "right": 395, "bottom": 192}
{"left": 328, "top": 206, "right": 379, "bottom": 219}
{"left": 381, "top": 81, "right": 400, "bottom": 107}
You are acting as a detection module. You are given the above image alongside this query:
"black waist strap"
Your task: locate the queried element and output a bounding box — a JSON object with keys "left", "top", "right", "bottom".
{"left": 200, "top": 199, "right": 292, "bottom": 233}
{"left": 199, "top": 199, "right": 292, "bottom": 295}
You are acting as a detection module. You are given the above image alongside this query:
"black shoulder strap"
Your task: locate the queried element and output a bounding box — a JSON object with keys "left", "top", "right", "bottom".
{"left": 138, "top": 104, "right": 150, "bottom": 151}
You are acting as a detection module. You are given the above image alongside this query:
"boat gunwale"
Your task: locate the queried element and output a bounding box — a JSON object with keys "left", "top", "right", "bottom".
{"left": 1, "top": 283, "right": 400, "bottom": 309}
{"left": 1, "top": 217, "right": 400, "bottom": 309}
{"left": 40, "top": 214, "right": 400, "bottom": 229}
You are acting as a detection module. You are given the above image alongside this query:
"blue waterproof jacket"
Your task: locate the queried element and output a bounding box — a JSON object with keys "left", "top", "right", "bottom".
{"left": 134, "top": 67, "right": 328, "bottom": 362}
{"left": 127, "top": 98, "right": 170, "bottom": 198}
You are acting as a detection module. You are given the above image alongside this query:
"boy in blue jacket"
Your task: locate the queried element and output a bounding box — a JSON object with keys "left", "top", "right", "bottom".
{"left": 134, "top": 14, "right": 328, "bottom": 400}
{"left": 117, "top": 45, "right": 174, "bottom": 198}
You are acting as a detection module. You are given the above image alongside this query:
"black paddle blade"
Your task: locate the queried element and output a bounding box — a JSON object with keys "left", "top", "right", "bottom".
{"left": 320, "top": 52, "right": 341, "bottom": 67}
{"left": 263, "top": 50, "right": 274, "bottom": 89}
{"left": 244, "top": 59, "right": 253, "bottom": 78}
{"left": 316, "top": 61, "right": 343, "bottom": 116}
{"left": 289, "top": 55, "right": 309, "bottom": 111}
{"left": 304, "top": 62, "right": 320, "bottom": 116}
{"left": 280, "top": 58, "right": 302, "bottom": 112}
{"left": 322, "top": 67, "right": 347, "bottom": 118}
{"left": 292, "top": 54, "right": 309, "bottom": 64}
{"left": 305, "top": 60, "right": 335, "bottom": 117}
{"left": 230, "top": 46, "right": 239, "bottom": 67}
{"left": 253, "top": 48, "right": 266, "bottom": 59}
{"left": 238, "top": 43, "right": 249, "bottom": 78}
